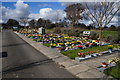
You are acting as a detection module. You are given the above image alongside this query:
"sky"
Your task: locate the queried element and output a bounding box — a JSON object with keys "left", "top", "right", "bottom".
{"left": 2, "top": 2, "right": 65, "bottom": 14}
{"left": 1, "top": 0, "right": 120, "bottom": 26}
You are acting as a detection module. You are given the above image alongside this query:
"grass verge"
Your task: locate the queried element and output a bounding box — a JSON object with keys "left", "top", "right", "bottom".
{"left": 104, "top": 62, "right": 120, "bottom": 78}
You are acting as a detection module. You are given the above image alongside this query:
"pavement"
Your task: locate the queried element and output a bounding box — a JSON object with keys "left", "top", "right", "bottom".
{"left": 15, "top": 30, "right": 120, "bottom": 79}
{"left": 2, "top": 30, "right": 76, "bottom": 78}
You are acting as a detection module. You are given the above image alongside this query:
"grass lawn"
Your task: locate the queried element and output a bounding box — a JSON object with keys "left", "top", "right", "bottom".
{"left": 104, "top": 62, "right": 120, "bottom": 79}
{"left": 43, "top": 43, "right": 51, "bottom": 47}
{"left": 61, "top": 45, "right": 118, "bottom": 59}
{"left": 101, "top": 31, "right": 118, "bottom": 38}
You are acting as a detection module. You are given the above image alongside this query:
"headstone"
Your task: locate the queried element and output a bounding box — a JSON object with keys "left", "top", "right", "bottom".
{"left": 83, "top": 31, "right": 90, "bottom": 37}
{"left": 38, "top": 27, "right": 45, "bottom": 34}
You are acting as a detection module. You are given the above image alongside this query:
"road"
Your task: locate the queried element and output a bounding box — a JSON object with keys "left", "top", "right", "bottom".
{"left": 2, "top": 30, "right": 76, "bottom": 78}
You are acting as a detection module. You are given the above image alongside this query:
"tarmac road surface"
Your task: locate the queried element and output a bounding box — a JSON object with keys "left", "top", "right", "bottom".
{"left": 2, "top": 30, "right": 76, "bottom": 78}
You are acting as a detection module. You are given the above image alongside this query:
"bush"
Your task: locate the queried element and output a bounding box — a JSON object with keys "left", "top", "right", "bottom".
{"left": 89, "top": 31, "right": 99, "bottom": 40}
{"left": 52, "top": 27, "right": 84, "bottom": 37}
{"left": 53, "top": 27, "right": 61, "bottom": 34}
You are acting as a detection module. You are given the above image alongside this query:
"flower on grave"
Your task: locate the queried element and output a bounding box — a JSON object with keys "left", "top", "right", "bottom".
{"left": 78, "top": 45, "right": 83, "bottom": 49}
{"left": 86, "top": 51, "right": 90, "bottom": 55}
{"left": 64, "top": 37, "right": 69, "bottom": 39}
{"left": 89, "top": 51, "right": 93, "bottom": 54}
{"left": 77, "top": 40, "right": 82, "bottom": 44}
{"left": 77, "top": 52, "right": 85, "bottom": 57}
{"left": 109, "top": 57, "right": 120, "bottom": 64}
{"left": 89, "top": 43, "right": 93, "bottom": 45}
{"left": 68, "top": 46, "right": 72, "bottom": 49}
{"left": 71, "top": 41, "right": 75, "bottom": 44}
{"left": 76, "top": 40, "right": 80, "bottom": 42}
{"left": 96, "top": 40, "right": 99, "bottom": 42}
{"left": 38, "top": 34, "right": 42, "bottom": 37}
{"left": 58, "top": 43, "right": 64, "bottom": 45}
{"left": 86, "top": 42, "right": 89, "bottom": 45}
{"left": 92, "top": 40, "right": 96, "bottom": 43}
{"left": 71, "top": 45, "right": 75, "bottom": 48}
{"left": 101, "top": 62, "right": 108, "bottom": 68}
{"left": 114, "top": 57, "right": 120, "bottom": 63}
{"left": 50, "top": 43, "right": 56, "bottom": 47}
{"left": 76, "top": 45, "right": 83, "bottom": 48}
{"left": 108, "top": 45, "right": 114, "bottom": 49}
{"left": 27, "top": 34, "right": 32, "bottom": 38}
{"left": 66, "top": 42, "right": 70, "bottom": 45}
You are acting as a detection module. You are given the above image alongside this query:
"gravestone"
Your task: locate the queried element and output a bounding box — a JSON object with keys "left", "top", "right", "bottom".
{"left": 83, "top": 31, "right": 91, "bottom": 37}
{"left": 38, "top": 27, "right": 45, "bottom": 34}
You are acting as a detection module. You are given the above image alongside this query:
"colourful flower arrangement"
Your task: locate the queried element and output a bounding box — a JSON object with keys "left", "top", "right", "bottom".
{"left": 57, "top": 43, "right": 64, "bottom": 45}
{"left": 77, "top": 52, "right": 85, "bottom": 57}
{"left": 108, "top": 45, "right": 114, "bottom": 49}
{"left": 76, "top": 45, "right": 83, "bottom": 49}
{"left": 108, "top": 57, "right": 120, "bottom": 64}
{"left": 101, "top": 62, "right": 108, "bottom": 68}
{"left": 27, "top": 34, "right": 32, "bottom": 38}
{"left": 71, "top": 41, "right": 76, "bottom": 44}
{"left": 50, "top": 43, "right": 57, "bottom": 47}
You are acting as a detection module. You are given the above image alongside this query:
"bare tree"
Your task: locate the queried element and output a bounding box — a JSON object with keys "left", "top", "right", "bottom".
{"left": 19, "top": 17, "right": 29, "bottom": 28}
{"left": 83, "top": 1, "right": 120, "bottom": 45}
{"left": 64, "top": 3, "right": 84, "bottom": 27}
{"left": 28, "top": 19, "right": 36, "bottom": 28}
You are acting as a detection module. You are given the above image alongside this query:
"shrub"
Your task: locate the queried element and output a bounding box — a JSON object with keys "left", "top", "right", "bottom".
{"left": 90, "top": 31, "right": 99, "bottom": 40}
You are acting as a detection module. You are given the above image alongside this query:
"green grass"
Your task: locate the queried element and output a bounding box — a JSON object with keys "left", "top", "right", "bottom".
{"left": 104, "top": 62, "right": 120, "bottom": 78}
{"left": 101, "top": 31, "right": 118, "bottom": 38}
{"left": 43, "top": 43, "right": 51, "bottom": 47}
{"left": 61, "top": 45, "right": 118, "bottom": 59}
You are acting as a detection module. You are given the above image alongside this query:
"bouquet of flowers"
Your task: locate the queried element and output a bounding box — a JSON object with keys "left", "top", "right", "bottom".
{"left": 50, "top": 43, "right": 57, "bottom": 48}
{"left": 77, "top": 52, "right": 85, "bottom": 57}
{"left": 76, "top": 45, "right": 83, "bottom": 49}
{"left": 108, "top": 45, "right": 114, "bottom": 53}
{"left": 108, "top": 45, "right": 114, "bottom": 49}
{"left": 101, "top": 62, "right": 108, "bottom": 68}
{"left": 27, "top": 34, "right": 32, "bottom": 38}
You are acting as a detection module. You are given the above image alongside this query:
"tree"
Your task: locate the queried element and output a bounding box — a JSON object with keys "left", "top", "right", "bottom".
{"left": 83, "top": 1, "right": 120, "bottom": 45}
{"left": 36, "top": 18, "right": 53, "bottom": 29}
{"left": 77, "top": 23, "right": 87, "bottom": 29}
{"left": 109, "top": 25, "right": 117, "bottom": 31}
{"left": 36, "top": 18, "right": 44, "bottom": 28}
{"left": 64, "top": 3, "right": 84, "bottom": 27}
{"left": 28, "top": 19, "right": 36, "bottom": 28}
{"left": 7, "top": 19, "right": 19, "bottom": 29}
{"left": 19, "top": 17, "right": 29, "bottom": 27}
{"left": 87, "top": 25, "right": 94, "bottom": 30}
{"left": 44, "top": 19, "right": 52, "bottom": 29}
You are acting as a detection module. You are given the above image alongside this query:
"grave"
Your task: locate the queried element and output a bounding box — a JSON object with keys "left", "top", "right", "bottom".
{"left": 38, "top": 27, "right": 45, "bottom": 34}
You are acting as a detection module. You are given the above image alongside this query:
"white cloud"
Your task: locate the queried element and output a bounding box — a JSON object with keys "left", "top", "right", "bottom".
{"left": 29, "top": 8, "right": 66, "bottom": 23}
{"left": 39, "top": 8, "right": 52, "bottom": 18}
{"left": 1, "top": 0, "right": 30, "bottom": 23}
{"left": 29, "top": 14, "right": 40, "bottom": 20}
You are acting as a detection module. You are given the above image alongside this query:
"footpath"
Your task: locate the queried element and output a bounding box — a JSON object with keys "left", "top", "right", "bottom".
{"left": 15, "top": 32, "right": 119, "bottom": 78}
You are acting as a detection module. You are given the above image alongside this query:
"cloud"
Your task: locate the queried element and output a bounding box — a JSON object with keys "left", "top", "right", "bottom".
{"left": 1, "top": 0, "right": 30, "bottom": 23}
{"left": 29, "top": 8, "right": 66, "bottom": 23}
{"left": 29, "top": 14, "right": 40, "bottom": 20}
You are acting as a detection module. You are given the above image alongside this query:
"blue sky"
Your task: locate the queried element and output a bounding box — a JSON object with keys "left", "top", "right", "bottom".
{"left": 2, "top": 2, "right": 65, "bottom": 13}
{"left": 1, "top": 1, "right": 119, "bottom": 26}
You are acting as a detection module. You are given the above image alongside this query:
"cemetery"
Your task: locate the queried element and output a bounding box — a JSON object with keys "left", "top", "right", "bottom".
{"left": 18, "top": 28, "right": 120, "bottom": 59}
{"left": 17, "top": 27, "right": 120, "bottom": 78}
{"left": 21, "top": 23, "right": 119, "bottom": 77}
{"left": 2, "top": 1, "right": 120, "bottom": 79}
